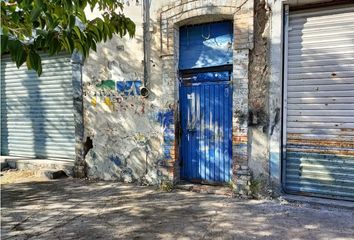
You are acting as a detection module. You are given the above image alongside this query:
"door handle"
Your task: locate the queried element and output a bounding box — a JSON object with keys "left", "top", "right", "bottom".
{"left": 187, "top": 119, "right": 197, "bottom": 132}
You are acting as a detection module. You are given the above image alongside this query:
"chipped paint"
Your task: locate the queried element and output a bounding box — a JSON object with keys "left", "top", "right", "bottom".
{"left": 287, "top": 147, "right": 354, "bottom": 156}
{"left": 288, "top": 138, "right": 354, "bottom": 149}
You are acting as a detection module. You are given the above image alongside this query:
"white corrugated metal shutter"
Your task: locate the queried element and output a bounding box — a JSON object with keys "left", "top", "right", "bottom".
{"left": 1, "top": 54, "right": 75, "bottom": 160}
{"left": 284, "top": 4, "right": 354, "bottom": 199}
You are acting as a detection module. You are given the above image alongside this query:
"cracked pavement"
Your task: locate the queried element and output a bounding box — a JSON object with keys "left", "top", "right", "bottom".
{"left": 1, "top": 178, "right": 354, "bottom": 240}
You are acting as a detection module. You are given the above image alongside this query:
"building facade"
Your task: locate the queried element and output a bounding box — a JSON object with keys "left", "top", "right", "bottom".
{"left": 81, "top": 0, "right": 354, "bottom": 199}
{"left": 83, "top": 0, "right": 258, "bottom": 196}
{"left": 1, "top": 0, "right": 354, "bottom": 200}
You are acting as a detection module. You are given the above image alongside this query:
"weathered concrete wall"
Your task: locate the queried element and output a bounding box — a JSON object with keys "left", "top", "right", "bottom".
{"left": 81, "top": 2, "right": 181, "bottom": 184}
{"left": 82, "top": 4, "right": 164, "bottom": 184}
{"left": 248, "top": 0, "right": 271, "bottom": 196}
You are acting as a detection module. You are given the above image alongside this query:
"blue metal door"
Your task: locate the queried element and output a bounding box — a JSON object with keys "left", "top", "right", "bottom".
{"left": 180, "top": 72, "right": 232, "bottom": 183}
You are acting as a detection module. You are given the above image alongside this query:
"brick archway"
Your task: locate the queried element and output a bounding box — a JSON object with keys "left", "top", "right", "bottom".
{"left": 158, "top": 0, "right": 254, "bottom": 195}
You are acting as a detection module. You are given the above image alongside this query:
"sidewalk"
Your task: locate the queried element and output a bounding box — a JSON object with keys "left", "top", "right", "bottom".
{"left": 1, "top": 176, "right": 354, "bottom": 239}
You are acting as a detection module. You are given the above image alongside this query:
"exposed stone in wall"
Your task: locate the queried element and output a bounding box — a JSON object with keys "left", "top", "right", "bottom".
{"left": 232, "top": 49, "right": 251, "bottom": 196}
{"left": 231, "top": 0, "right": 254, "bottom": 197}
{"left": 159, "top": 0, "right": 249, "bottom": 56}
{"left": 81, "top": 1, "right": 269, "bottom": 198}
{"left": 248, "top": 0, "right": 271, "bottom": 197}
{"left": 159, "top": 0, "right": 255, "bottom": 196}
{"left": 249, "top": 0, "right": 269, "bottom": 125}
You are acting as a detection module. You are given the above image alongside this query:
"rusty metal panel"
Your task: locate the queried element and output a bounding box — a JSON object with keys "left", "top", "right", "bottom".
{"left": 1, "top": 54, "right": 75, "bottom": 159}
{"left": 284, "top": 5, "right": 354, "bottom": 199}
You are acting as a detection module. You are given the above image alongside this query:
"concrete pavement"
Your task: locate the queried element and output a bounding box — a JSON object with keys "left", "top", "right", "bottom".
{"left": 1, "top": 178, "right": 354, "bottom": 240}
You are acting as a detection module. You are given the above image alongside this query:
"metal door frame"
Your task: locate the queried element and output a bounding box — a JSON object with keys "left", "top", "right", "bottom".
{"left": 281, "top": 4, "right": 290, "bottom": 192}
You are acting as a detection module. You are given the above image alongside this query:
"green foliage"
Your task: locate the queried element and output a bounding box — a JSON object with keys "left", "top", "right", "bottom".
{"left": 227, "top": 180, "right": 236, "bottom": 191}
{"left": 159, "top": 181, "right": 174, "bottom": 192}
{"left": 250, "top": 178, "right": 262, "bottom": 196}
{"left": 1, "top": 0, "right": 135, "bottom": 75}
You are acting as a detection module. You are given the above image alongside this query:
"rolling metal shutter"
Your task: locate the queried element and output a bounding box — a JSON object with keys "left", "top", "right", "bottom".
{"left": 1, "top": 54, "right": 76, "bottom": 160}
{"left": 284, "top": 5, "right": 354, "bottom": 199}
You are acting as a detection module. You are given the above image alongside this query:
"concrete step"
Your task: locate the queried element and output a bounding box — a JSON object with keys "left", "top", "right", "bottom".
{"left": 1, "top": 159, "right": 9, "bottom": 171}
{"left": 175, "top": 182, "right": 233, "bottom": 196}
{"left": 0, "top": 156, "right": 75, "bottom": 176}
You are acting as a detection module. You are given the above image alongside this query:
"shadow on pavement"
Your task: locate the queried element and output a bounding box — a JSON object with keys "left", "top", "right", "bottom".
{"left": 1, "top": 179, "right": 354, "bottom": 240}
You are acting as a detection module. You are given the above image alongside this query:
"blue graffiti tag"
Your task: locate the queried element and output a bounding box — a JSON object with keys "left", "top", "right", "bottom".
{"left": 157, "top": 110, "right": 174, "bottom": 160}
{"left": 116, "top": 80, "right": 142, "bottom": 96}
{"left": 109, "top": 155, "right": 122, "bottom": 166}
{"left": 157, "top": 110, "right": 174, "bottom": 128}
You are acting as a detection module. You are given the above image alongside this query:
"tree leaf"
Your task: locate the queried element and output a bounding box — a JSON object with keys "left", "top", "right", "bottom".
{"left": 11, "top": 11, "right": 20, "bottom": 24}
{"left": 26, "top": 53, "right": 32, "bottom": 69}
{"left": 31, "top": 8, "right": 42, "bottom": 22}
{"left": 89, "top": 25, "right": 101, "bottom": 41}
{"left": 8, "top": 40, "right": 22, "bottom": 62}
{"left": 90, "top": 0, "right": 98, "bottom": 11}
{"left": 63, "top": 35, "right": 73, "bottom": 53}
{"left": 2, "top": 0, "right": 136, "bottom": 75}
{"left": 49, "top": 37, "right": 60, "bottom": 55}
{"left": 74, "top": 41, "right": 84, "bottom": 56}
{"left": 91, "top": 39, "right": 97, "bottom": 52}
{"left": 68, "top": 15, "right": 75, "bottom": 31}
{"left": 1, "top": 34, "right": 8, "bottom": 54}
{"left": 28, "top": 50, "right": 42, "bottom": 75}
{"left": 35, "top": 0, "right": 44, "bottom": 8}
{"left": 34, "top": 35, "right": 46, "bottom": 49}
{"left": 33, "top": 20, "right": 40, "bottom": 28}
{"left": 73, "top": 26, "right": 82, "bottom": 41}
{"left": 16, "top": 46, "right": 27, "bottom": 69}
{"left": 37, "top": 61, "right": 43, "bottom": 75}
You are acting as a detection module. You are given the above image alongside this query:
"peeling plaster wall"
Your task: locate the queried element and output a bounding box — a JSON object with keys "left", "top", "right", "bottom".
{"left": 248, "top": 0, "right": 271, "bottom": 194}
{"left": 82, "top": 4, "right": 170, "bottom": 184}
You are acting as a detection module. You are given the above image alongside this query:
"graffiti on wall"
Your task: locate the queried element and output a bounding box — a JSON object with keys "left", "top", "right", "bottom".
{"left": 157, "top": 110, "right": 175, "bottom": 161}
{"left": 109, "top": 155, "right": 122, "bottom": 166}
{"left": 116, "top": 80, "right": 142, "bottom": 96}
{"left": 94, "top": 79, "right": 142, "bottom": 96}
{"left": 87, "top": 79, "right": 144, "bottom": 111}
{"left": 96, "top": 80, "right": 116, "bottom": 90}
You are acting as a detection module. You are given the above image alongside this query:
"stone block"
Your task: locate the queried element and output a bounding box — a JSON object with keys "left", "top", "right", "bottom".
{"left": 236, "top": 170, "right": 250, "bottom": 176}
{"left": 237, "top": 179, "right": 247, "bottom": 185}
{"left": 241, "top": 165, "right": 249, "bottom": 170}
